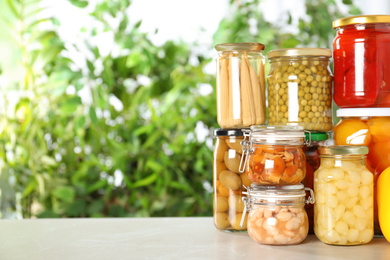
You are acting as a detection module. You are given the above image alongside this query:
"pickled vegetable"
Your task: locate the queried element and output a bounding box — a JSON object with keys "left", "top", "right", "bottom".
{"left": 314, "top": 158, "right": 374, "bottom": 245}
{"left": 247, "top": 145, "right": 305, "bottom": 185}
{"left": 267, "top": 59, "right": 333, "bottom": 131}
{"left": 334, "top": 119, "right": 371, "bottom": 146}
{"left": 247, "top": 205, "right": 308, "bottom": 245}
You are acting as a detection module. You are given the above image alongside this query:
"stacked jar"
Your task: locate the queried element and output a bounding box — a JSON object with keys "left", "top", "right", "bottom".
{"left": 302, "top": 131, "right": 329, "bottom": 234}
{"left": 238, "top": 125, "right": 315, "bottom": 245}
{"left": 332, "top": 15, "right": 390, "bottom": 237}
{"left": 267, "top": 48, "right": 333, "bottom": 132}
{"left": 266, "top": 48, "right": 333, "bottom": 234}
{"left": 213, "top": 43, "right": 266, "bottom": 232}
{"left": 313, "top": 146, "right": 374, "bottom": 245}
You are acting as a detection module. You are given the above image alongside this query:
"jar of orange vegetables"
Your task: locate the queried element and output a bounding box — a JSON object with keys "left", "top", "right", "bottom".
{"left": 239, "top": 125, "right": 307, "bottom": 185}
{"left": 333, "top": 107, "right": 390, "bottom": 235}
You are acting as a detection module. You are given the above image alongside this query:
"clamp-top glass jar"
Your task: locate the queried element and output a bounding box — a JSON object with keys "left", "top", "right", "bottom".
{"left": 267, "top": 48, "right": 333, "bottom": 132}
{"left": 241, "top": 184, "right": 314, "bottom": 245}
{"left": 213, "top": 129, "right": 252, "bottom": 231}
{"left": 215, "top": 43, "right": 266, "bottom": 128}
{"left": 314, "top": 145, "right": 374, "bottom": 245}
{"left": 333, "top": 15, "right": 390, "bottom": 107}
{"left": 240, "top": 125, "right": 307, "bottom": 185}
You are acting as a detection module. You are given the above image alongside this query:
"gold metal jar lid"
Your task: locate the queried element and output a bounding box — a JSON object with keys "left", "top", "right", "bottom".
{"left": 318, "top": 145, "right": 369, "bottom": 155}
{"left": 333, "top": 15, "right": 390, "bottom": 29}
{"left": 215, "top": 42, "right": 265, "bottom": 51}
{"left": 267, "top": 48, "right": 332, "bottom": 59}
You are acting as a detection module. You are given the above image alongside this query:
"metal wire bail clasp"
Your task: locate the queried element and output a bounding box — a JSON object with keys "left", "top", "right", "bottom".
{"left": 239, "top": 129, "right": 251, "bottom": 173}
{"left": 304, "top": 130, "right": 311, "bottom": 146}
{"left": 305, "top": 187, "right": 315, "bottom": 204}
{"left": 240, "top": 186, "right": 250, "bottom": 229}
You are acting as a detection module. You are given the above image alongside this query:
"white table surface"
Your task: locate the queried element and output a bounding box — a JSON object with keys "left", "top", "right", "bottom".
{"left": 0, "top": 217, "right": 389, "bottom": 260}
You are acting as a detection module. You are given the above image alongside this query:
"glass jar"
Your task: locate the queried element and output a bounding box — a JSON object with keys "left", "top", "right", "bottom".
{"left": 240, "top": 125, "right": 307, "bottom": 185}
{"left": 215, "top": 43, "right": 266, "bottom": 129}
{"left": 333, "top": 107, "right": 390, "bottom": 235}
{"left": 333, "top": 15, "right": 390, "bottom": 108}
{"left": 213, "top": 129, "right": 252, "bottom": 231}
{"left": 267, "top": 48, "right": 333, "bottom": 132}
{"left": 241, "top": 184, "right": 314, "bottom": 245}
{"left": 314, "top": 146, "right": 374, "bottom": 245}
{"left": 302, "top": 131, "right": 329, "bottom": 234}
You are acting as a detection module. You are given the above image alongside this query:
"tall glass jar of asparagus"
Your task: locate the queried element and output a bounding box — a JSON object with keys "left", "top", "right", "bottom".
{"left": 267, "top": 48, "right": 333, "bottom": 132}
{"left": 215, "top": 43, "right": 266, "bottom": 129}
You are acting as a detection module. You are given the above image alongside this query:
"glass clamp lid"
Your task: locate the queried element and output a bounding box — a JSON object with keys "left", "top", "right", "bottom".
{"left": 242, "top": 183, "right": 315, "bottom": 205}
{"left": 246, "top": 125, "right": 306, "bottom": 144}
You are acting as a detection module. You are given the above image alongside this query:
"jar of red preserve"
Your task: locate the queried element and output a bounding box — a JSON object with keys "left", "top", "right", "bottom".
{"left": 333, "top": 15, "right": 390, "bottom": 107}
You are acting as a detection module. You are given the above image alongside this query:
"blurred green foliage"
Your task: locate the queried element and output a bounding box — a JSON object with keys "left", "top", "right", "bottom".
{"left": 0, "top": 0, "right": 360, "bottom": 218}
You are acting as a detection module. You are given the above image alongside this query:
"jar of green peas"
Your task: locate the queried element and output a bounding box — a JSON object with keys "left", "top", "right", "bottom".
{"left": 267, "top": 48, "right": 333, "bottom": 132}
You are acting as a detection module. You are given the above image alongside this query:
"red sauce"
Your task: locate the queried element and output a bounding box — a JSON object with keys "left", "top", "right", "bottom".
{"left": 333, "top": 23, "right": 390, "bottom": 107}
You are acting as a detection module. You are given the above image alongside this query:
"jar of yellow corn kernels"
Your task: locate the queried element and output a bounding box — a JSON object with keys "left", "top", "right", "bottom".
{"left": 240, "top": 183, "right": 314, "bottom": 245}
{"left": 314, "top": 145, "right": 374, "bottom": 245}
{"left": 267, "top": 48, "right": 333, "bottom": 132}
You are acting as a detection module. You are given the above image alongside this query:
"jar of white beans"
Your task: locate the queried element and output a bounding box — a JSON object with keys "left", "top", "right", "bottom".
{"left": 241, "top": 184, "right": 314, "bottom": 245}
{"left": 314, "top": 145, "right": 374, "bottom": 245}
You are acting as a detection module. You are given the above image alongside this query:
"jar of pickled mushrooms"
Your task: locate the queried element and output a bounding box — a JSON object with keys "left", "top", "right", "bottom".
{"left": 241, "top": 183, "right": 314, "bottom": 245}
{"left": 240, "top": 125, "right": 307, "bottom": 185}
{"left": 215, "top": 42, "right": 266, "bottom": 129}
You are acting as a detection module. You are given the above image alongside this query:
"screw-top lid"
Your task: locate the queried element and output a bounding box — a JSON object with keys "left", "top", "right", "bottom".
{"left": 267, "top": 48, "right": 332, "bottom": 59}
{"left": 333, "top": 15, "right": 390, "bottom": 29}
{"left": 318, "top": 145, "right": 369, "bottom": 155}
{"left": 215, "top": 42, "right": 265, "bottom": 52}
{"left": 213, "top": 128, "right": 245, "bottom": 137}
{"left": 305, "top": 131, "right": 328, "bottom": 142}
{"left": 336, "top": 108, "right": 390, "bottom": 117}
